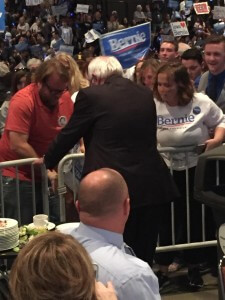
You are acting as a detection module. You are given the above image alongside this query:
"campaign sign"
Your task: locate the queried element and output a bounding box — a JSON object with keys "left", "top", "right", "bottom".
{"left": 30, "top": 45, "right": 43, "bottom": 59}
{"left": 52, "top": 2, "right": 68, "bottom": 16}
{"left": 59, "top": 45, "right": 74, "bottom": 56}
{"left": 25, "top": 0, "right": 43, "bottom": 6}
{"left": 100, "top": 22, "right": 151, "bottom": 69}
{"left": 0, "top": 1, "right": 5, "bottom": 33}
{"left": 168, "top": 0, "right": 179, "bottom": 10}
{"left": 194, "top": 2, "right": 209, "bottom": 15}
{"left": 76, "top": 4, "right": 89, "bottom": 14}
{"left": 171, "top": 21, "right": 189, "bottom": 37}
{"left": 213, "top": 6, "right": 225, "bottom": 20}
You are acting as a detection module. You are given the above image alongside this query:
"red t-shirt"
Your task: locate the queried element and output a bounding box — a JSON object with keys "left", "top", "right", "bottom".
{"left": 0, "top": 83, "right": 74, "bottom": 181}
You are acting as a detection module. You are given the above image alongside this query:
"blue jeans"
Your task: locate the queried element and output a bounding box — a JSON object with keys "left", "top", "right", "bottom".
{"left": 1, "top": 176, "right": 60, "bottom": 225}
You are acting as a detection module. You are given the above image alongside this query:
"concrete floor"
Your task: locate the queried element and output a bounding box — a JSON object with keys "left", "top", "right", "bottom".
{"left": 160, "top": 269, "right": 219, "bottom": 300}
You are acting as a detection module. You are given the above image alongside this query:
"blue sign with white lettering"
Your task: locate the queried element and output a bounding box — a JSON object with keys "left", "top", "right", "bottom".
{"left": 100, "top": 23, "right": 151, "bottom": 69}
{"left": 0, "top": 1, "right": 5, "bottom": 33}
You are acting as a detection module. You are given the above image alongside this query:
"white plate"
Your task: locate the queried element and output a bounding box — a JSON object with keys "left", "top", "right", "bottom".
{"left": 56, "top": 222, "right": 80, "bottom": 234}
{"left": 28, "top": 222, "right": 56, "bottom": 231}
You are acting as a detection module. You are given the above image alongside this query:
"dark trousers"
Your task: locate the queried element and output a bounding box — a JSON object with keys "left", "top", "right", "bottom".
{"left": 155, "top": 167, "right": 216, "bottom": 266}
{"left": 1, "top": 176, "right": 60, "bottom": 225}
{"left": 124, "top": 204, "right": 166, "bottom": 267}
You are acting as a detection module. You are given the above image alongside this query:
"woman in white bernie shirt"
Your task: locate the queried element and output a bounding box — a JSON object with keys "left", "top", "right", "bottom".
{"left": 153, "top": 61, "right": 225, "bottom": 289}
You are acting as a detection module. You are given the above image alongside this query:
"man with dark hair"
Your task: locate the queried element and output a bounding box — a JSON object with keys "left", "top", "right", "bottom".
{"left": 198, "top": 35, "right": 225, "bottom": 112}
{"left": 0, "top": 58, "right": 73, "bottom": 224}
{"left": 159, "top": 41, "right": 179, "bottom": 61}
{"left": 181, "top": 48, "right": 203, "bottom": 88}
{"left": 72, "top": 168, "right": 160, "bottom": 300}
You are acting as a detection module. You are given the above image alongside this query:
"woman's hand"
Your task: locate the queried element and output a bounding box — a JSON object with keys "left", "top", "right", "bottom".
{"left": 205, "top": 127, "right": 225, "bottom": 151}
{"left": 205, "top": 138, "right": 222, "bottom": 151}
{"left": 95, "top": 281, "right": 117, "bottom": 300}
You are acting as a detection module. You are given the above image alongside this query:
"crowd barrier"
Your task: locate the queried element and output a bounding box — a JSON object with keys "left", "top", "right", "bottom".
{"left": 0, "top": 147, "right": 219, "bottom": 252}
{"left": 219, "top": 257, "right": 225, "bottom": 300}
{"left": 156, "top": 145, "right": 217, "bottom": 253}
{"left": 57, "top": 146, "right": 218, "bottom": 252}
{"left": 0, "top": 158, "right": 49, "bottom": 225}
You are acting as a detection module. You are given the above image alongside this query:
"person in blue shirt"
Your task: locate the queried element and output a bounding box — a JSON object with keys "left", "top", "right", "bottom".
{"left": 198, "top": 35, "right": 225, "bottom": 112}
{"left": 71, "top": 168, "right": 161, "bottom": 300}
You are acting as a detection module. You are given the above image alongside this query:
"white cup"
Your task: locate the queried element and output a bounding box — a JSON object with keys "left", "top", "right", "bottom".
{"left": 33, "top": 214, "right": 48, "bottom": 227}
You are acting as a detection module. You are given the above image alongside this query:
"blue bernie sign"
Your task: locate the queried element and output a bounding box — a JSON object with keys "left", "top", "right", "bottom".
{"left": 100, "top": 22, "right": 151, "bottom": 69}
{"left": 0, "top": 1, "right": 5, "bottom": 33}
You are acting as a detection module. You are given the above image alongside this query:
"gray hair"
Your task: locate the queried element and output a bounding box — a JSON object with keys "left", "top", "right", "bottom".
{"left": 88, "top": 56, "right": 123, "bottom": 82}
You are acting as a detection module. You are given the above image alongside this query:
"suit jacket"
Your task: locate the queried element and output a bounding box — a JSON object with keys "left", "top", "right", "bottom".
{"left": 198, "top": 71, "right": 225, "bottom": 112}
{"left": 44, "top": 75, "right": 177, "bottom": 207}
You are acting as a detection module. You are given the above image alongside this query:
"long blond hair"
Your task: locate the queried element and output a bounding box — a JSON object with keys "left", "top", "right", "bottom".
{"left": 56, "top": 52, "right": 89, "bottom": 94}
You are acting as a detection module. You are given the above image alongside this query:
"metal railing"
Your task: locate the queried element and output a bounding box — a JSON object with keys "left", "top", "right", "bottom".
{"left": 0, "top": 158, "right": 49, "bottom": 225}
{"left": 56, "top": 146, "right": 218, "bottom": 252}
{"left": 0, "top": 146, "right": 219, "bottom": 253}
{"left": 156, "top": 145, "right": 217, "bottom": 252}
{"left": 57, "top": 153, "right": 85, "bottom": 223}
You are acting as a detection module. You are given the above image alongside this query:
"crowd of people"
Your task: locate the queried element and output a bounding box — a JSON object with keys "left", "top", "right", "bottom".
{"left": 0, "top": 0, "right": 225, "bottom": 298}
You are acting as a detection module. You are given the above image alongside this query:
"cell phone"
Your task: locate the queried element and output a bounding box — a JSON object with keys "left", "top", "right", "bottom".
{"left": 196, "top": 144, "right": 206, "bottom": 154}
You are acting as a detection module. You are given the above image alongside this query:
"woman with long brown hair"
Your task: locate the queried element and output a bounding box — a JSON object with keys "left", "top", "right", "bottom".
{"left": 153, "top": 61, "right": 225, "bottom": 290}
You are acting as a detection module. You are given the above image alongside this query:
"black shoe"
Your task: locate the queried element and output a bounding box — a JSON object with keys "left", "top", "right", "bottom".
{"left": 156, "top": 271, "right": 170, "bottom": 291}
{"left": 188, "top": 267, "right": 204, "bottom": 289}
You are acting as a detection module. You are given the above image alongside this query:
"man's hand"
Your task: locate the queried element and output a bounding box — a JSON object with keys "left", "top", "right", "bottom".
{"left": 47, "top": 169, "right": 58, "bottom": 194}
{"left": 95, "top": 281, "right": 117, "bottom": 300}
{"left": 33, "top": 157, "right": 44, "bottom": 165}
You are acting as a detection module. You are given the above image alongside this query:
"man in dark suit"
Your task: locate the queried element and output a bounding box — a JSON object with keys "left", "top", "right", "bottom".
{"left": 43, "top": 56, "right": 177, "bottom": 266}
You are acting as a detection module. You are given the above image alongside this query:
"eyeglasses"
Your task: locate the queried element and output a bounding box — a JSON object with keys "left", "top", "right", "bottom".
{"left": 44, "top": 81, "right": 68, "bottom": 95}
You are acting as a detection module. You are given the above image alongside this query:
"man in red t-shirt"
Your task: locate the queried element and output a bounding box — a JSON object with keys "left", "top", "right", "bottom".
{"left": 0, "top": 58, "right": 74, "bottom": 224}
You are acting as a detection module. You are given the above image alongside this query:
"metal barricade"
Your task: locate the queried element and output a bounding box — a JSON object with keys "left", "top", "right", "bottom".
{"left": 156, "top": 145, "right": 217, "bottom": 253}
{"left": 0, "top": 158, "right": 49, "bottom": 225}
{"left": 56, "top": 148, "right": 217, "bottom": 252}
{"left": 57, "top": 153, "right": 85, "bottom": 223}
{"left": 219, "top": 257, "right": 225, "bottom": 300}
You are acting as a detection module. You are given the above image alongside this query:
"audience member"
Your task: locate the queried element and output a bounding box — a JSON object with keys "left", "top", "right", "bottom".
{"left": 133, "top": 5, "right": 146, "bottom": 24}
{"left": 0, "top": 68, "right": 29, "bottom": 136}
{"left": 198, "top": 35, "right": 225, "bottom": 112}
{"left": 72, "top": 168, "right": 160, "bottom": 300}
{"left": 181, "top": 48, "right": 203, "bottom": 88}
{"left": 9, "top": 231, "right": 117, "bottom": 300}
{"left": 159, "top": 41, "right": 179, "bottom": 61}
{"left": 0, "top": 58, "right": 74, "bottom": 224}
{"left": 153, "top": 61, "right": 225, "bottom": 289}
{"left": 139, "top": 58, "right": 160, "bottom": 90}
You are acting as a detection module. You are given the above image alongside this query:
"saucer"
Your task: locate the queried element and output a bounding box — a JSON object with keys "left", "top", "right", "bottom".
{"left": 28, "top": 222, "right": 56, "bottom": 231}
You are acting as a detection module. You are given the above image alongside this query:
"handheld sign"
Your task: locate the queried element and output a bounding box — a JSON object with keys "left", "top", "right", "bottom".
{"left": 0, "top": 1, "right": 5, "bottom": 33}
{"left": 59, "top": 45, "right": 74, "bottom": 56}
{"left": 25, "top": 0, "right": 43, "bottom": 6}
{"left": 171, "top": 21, "right": 189, "bottom": 37}
{"left": 100, "top": 22, "right": 151, "bottom": 69}
{"left": 213, "top": 6, "right": 225, "bottom": 20}
{"left": 76, "top": 4, "right": 89, "bottom": 14}
{"left": 52, "top": 2, "right": 68, "bottom": 17}
{"left": 194, "top": 2, "right": 210, "bottom": 15}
